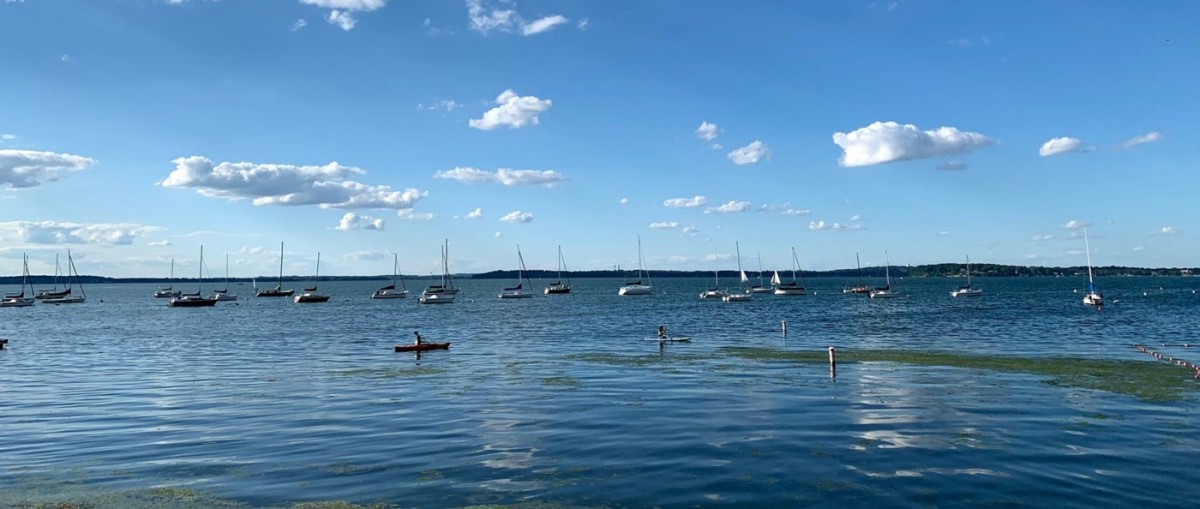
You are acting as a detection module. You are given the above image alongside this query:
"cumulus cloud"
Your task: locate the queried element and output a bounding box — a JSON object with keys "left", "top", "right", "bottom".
{"left": 808, "top": 220, "right": 863, "bottom": 231}
{"left": 1121, "top": 131, "right": 1163, "bottom": 149}
{"left": 696, "top": 121, "right": 719, "bottom": 141}
{"left": 469, "top": 89, "right": 552, "bottom": 130}
{"left": 1038, "top": 137, "right": 1085, "bottom": 157}
{"left": 148, "top": 240, "right": 172, "bottom": 246}
{"left": 832, "top": 121, "right": 993, "bottom": 167}
{"left": 397, "top": 209, "right": 435, "bottom": 221}
{"left": 757, "top": 203, "right": 810, "bottom": 216}
{"left": 499, "top": 210, "right": 533, "bottom": 223}
{"left": 681, "top": 225, "right": 699, "bottom": 235}
{"left": 161, "top": 156, "right": 426, "bottom": 210}
{"left": 1, "top": 221, "right": 161, "bottom": 245}
{"left": 433, "top": 166, "right": 566, "bottom": 187}
{"left": 0, "top": 149, "right": 94, "bottom": 189}
{"left": 705, "top": 200, "right": 750, "bottom": 214}
{"left": 417, "top": 99, "right": 461, "bottom": 112}
{"left": 494, "top": 231, "right": 503, "bottom": 237}
{"left": 648, "top": 222, "right": 679, "bottom": 229}
{"left": 335, "top": 212, "right": 384, "bottom": 231}
{"left": 619, "top": 197, "right": 628, "bottom": 205}
{"left": 1063, "top": 220, "right": 1089, "bottom": 230}
{"left": 1159, "top": 226, "right": 1178, "bottom": 236}
{"left": 663, "top": 195, "right": 706, "bottom": 208}
{"left": 300, "top": 0, "right": 386, "bottom": 30}
{"left": 936, "top": 161, "right": 967, "bottom": 171}
{"left": 467, "top": 0, "right": 568, "bottom": 36}
{"left": 727, "top": 140, "right": 770, "bottom": 165}
{"left": 465, "top": 208, "right": 483, "bottom": 219}
{"left": 0, "top": 134, "right": 15, "bottom": 142}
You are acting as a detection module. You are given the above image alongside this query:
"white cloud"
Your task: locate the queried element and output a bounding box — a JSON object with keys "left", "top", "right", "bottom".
{"left": 494, "top": 231, "right": 503, "bottom": 237}
{"left": 469, "top": 89, "right": 552, "bottom": 130}
{"left": 499, "top": 210, "right": 533, "bottom": 224}
{"left": 291, "top": 19, "right": 309, "bottom": 31}
{"left": 60, "top": 54, "right": 70, "bottom": 63}
{"left": 832, "top": 121, "right": 993, "bottom": 167}
{"left": 1160, "top": 226, "right": 1178, "bottom": 236}
{"left": 648, "top": 222, "right": 678, "bottom": 229}
{"left": 619, "top": 197, "right": 628, "bottom": 205}
{"left": 465, "top": 208, "right": 483, "bottom": 219}
{"left": 416, "top": 99, "right": 461, "bottom": 112}
{"left": 936, "top": 161, "right": 967, "bottom": 171}
{"left": 849, "top": 214, "right": 863, "bottom": 222}
{"left": 1, "top": 221, "right": 161, "bottom": 245}
{"left": 0, "top": 134, "right": 15, "bottom": 142}
{"left": 1063, "top": 220, "right": 1089, "bottom": 230}
{"left": 161, "top": 156, "right": 426, "bottom": 210}
{"left": 335, "top": 212, "right": 384, "bottom": 231}
{"left": 326, "top": 10, "right": 356, "bottom": 30}
{"left": 937, "top": 231, "right": 950, "bottom": 236}
{"left": 757, "top": 203, "right": 810, "bottom": 216}
{"left": 808, "top": 220, "right": 863, "bottom": 231}
{"left": 433, "top": 166, "right": 566, "bottom": 187}
{"left": 522, "top": 15, "right": 568, "bottom": 35}
{"left": 0, "top": 149, "right": 95, "bottom": 189}
{"left": 705, "top": 200, "right": 751, "bottom": 214}
{"left": 696, "top": 121, "right": 719, "bottom": 141}
{"left": 681, "top": 225, "right": 699, "bottom": 235}
{"left": 397, "top": 209, "right": 435, "bottom": 221}
{"left": 1132, "top": 246, "right": 1145, "bottom": 252}
{"left": 727, "top": 140, "right": 770, "bottom": 165}
{"left": 1121, "top": 131, "right": 1163, "bottom": 149}
{"left": 148, "top": 240, "right": 172, "bottom": 247}
{"left": 343, "top": 250, "right": 389, "bottom": 262}
{"left": 577, "top": 18, "right": 589, "bottom": 30}
{"left": 466, "top": 0, "right": 568, "bottom": 36}
{"left": 1038, "top": 137, "right": 1085, "bottom": 157}
{"left": 663, "top": 195, "right": 706, "bottom": 208}
{"left": 1032, "top": 234, "right": 1054, "bottom": 241}
{"left": 1024, "top": 253, "right": 1040, "bottom": 259}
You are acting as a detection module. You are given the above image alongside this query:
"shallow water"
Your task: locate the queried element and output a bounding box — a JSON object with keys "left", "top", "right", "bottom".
{"left": 2, "top": 276, "right": 1199, "bottom": 507}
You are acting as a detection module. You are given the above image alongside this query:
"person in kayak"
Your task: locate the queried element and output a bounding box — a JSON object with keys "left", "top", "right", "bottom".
{"left": 413, "top": 331, "right": 423, "bottom": 345}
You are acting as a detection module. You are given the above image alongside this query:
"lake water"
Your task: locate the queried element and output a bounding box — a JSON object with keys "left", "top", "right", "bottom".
{"left": 2, "top": 276, "right": 1199, "bottom": 507}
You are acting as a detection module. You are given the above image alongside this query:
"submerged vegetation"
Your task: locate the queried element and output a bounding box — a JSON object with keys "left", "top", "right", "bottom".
{"left": 724, "top": 347, "right": 1199, "bottom": 402}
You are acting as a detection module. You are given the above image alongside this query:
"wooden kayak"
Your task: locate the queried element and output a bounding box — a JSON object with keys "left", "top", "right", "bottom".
{"left": 395, "top": 342, "right": 450, "bottom": 352}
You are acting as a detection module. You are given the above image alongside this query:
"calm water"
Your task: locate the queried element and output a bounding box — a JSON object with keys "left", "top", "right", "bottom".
{"left": 2, "top": 276, "right": 1199, "bottom": 507}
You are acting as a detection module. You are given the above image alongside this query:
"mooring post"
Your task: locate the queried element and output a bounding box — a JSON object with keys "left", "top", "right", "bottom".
{"left": 781, "top": 320, "right": 788, "bottom": 336}
{"left": 828, "top": 346, "right": 836, "bottom": 380}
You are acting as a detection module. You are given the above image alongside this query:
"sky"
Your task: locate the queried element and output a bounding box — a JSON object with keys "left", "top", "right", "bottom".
{"left": 1, "top": 0, "right": 1196, "bottom": 278}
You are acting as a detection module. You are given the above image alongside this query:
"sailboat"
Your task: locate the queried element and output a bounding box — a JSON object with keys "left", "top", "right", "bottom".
{"left": 294, "top": 252, "right": 331, "bottom": 303}
{"left": 170, "top": 246, "right": 218, "bottom": 307}
{"left": 154, "top": 258, "right": 181, "bottom": 298}
{"left": 950, "top": 254, "right": 983, "bottom": 297}
{"left": 618, "top": 235, "right": 652, "bottom": 296}
{"left": 723, "top": 242, "right": 753, "bottom": 301}
{"left": 868, "top": 250, "right": 901, "bottom": 299}
{"left": 419, "top": 239, "right": 457, "bottom": 304}
{"left": 773, "top": 247, "right": 807, "bottom": 296}
{"left": 212, "top": 254, "right": 238, "bottom": 301}
{"left": 1082, "top": 228, "right": 1103, "bottom": 306}
{"left": 371, "top": 253, "right": 409, "bottom": 299}
{"left": 544, "top": 246, "right": 572, "bottom": 294}
{"left": 35, "top": 254, "right": 69, "bottom": 300}
{"left": 1, "top": 254, "right": 36, "bottom": 307}
{"left": 843, "top": 253, "right": 872, "bottom": 294}
{"left": 700, "top": 251, "right": 727, "bottom": 299}
{"left": 256, "top": 242, "right": 294, "bottom": 297}
{"left": 42, "top": 250, "right": 86, "bottom": 304}
{"left": 498, "top": 244, "right": 534, "bottom": 298}
{"left": 749, "top": 253, "right": 773, "bottom": 293}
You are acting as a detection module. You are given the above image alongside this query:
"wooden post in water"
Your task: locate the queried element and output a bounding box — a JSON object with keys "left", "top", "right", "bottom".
{"left": 828, "top": 346, "right": 836, "bottom": 380}
{"left": 781, "top": 320, "right": 788, "bottom": 336}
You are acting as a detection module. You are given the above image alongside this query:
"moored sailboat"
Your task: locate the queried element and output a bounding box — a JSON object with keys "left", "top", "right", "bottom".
{"left": 618, "top": 235, "right": 652, "bottom": 296}
{"left": 419, "top": 239, "right": 457, "bottom": 304}
{"left": 544, "top": 245, "right": 572, "bottom": 294}
{"left": 35, "top": 254, "right": 69, "bottom": 300}
{"left": 42, "top": 250, "right": 86, "bottom": 304}
{"left": 749, "top": 253, "right": 773, "bottom": 293}
{"left": 170, "top": 246, "right": 218, "bottom": 307}
{"left": 868, "top": 251, "right": 902, "bottom": 299}
{"left": 212, "top": 253, "right": 237, "bottom": 301}
{"left": 773, "top": 247, "right": 807, "bottom": 296}
{"left": 843, "top": 252, "right": 872, "bottom": 294}
{"left": 700, "top": 251, "right": 726, "bottom": 299}
{"left": 499, "top": 244, "right": 534, "bottom": 299}
{"left": 723, "top": 242, "right": 753, "bottom": 302}
{"left": 371, "top": 253, "right": 409, "bottom": 299}
{"left": 1, "top": 254, "right": 36, "bottom": 307}
{"left": 950, "top": 254, "right": 983, "bottom": 297}
{"left": 154, "top": 258, "right": 181, "bottom": 298}
{"left": 1082, "top": 228, "right": 1103, "bottom": 306}
{"left": 294, "top": 252, "right": 331, "bottom": 303}
{"left": 256, "top": 242, "right": 294, "bottom": 297}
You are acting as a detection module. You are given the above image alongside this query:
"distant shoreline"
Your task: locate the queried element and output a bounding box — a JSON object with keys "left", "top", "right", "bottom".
{"left": 3, "top": 264, "right": 1195, "bottom": 284}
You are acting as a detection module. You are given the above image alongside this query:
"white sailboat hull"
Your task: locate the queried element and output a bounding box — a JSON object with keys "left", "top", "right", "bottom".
{"left": 1083, "top": 293, "right": 1103, "bottom": 306}
{"left": 619, "top": 285, "right": 652, "bottom": 296}
{"left": 499, "top": 290, "right": 534, "bottom": 299}
{"left": 371, "top": 289, "right": 408, "bottom": 299}
{"left": 951, "top": 288, "right": 982, "bottom": 298}
{"left": 0, "top": 297, "right": 35, "bottom": 307}
{"left": 213, "top": 293, "right": 238, "bottom": 302}
{"left": 419, "top": 292, "right": 456, "bottom": 304}
{"left": 723, "top": 292, "right": 752, "bottom": 302}
{"left": 700, "top": 289, "right": 726, "bottom": 299}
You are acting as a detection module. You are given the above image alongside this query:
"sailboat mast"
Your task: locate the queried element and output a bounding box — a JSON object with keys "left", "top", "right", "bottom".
{"left": 856, "top": 252, "right": 864, "bottom": 286}
{"left": 884, "top": 250, "right": 892, "bottom": 287}
{"left": 1084, "top": 229, "right": 1095, "bottom": 292}
{"left": 277, "top": 242, "right": 285, "bottom": 288}
{"left": 757, "top": 253, "right": 765, "bottom": 287}
{"left": 965, "top": 254, "right": 972, "bottom": 287}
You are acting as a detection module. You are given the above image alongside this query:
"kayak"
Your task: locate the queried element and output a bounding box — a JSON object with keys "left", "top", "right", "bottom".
{"left": 646, "top": 337, "right": 691, "bottom": 342}
{"left": 395, "top": 342, "right": 450, "bottom": 352}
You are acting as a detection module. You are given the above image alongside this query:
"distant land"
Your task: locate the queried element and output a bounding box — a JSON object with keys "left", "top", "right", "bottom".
{"left": 1, "top": 264, "right": 1195, "bottom": 285}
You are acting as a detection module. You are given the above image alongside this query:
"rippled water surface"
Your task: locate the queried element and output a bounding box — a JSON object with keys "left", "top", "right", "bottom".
{"left": 2, "top": 276, "right": 1199, "bottom": 507}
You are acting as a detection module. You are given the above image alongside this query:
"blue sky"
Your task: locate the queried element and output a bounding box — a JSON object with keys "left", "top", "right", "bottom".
{"left": 1, "top": 0, "right": 1195, "bottom": 278}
